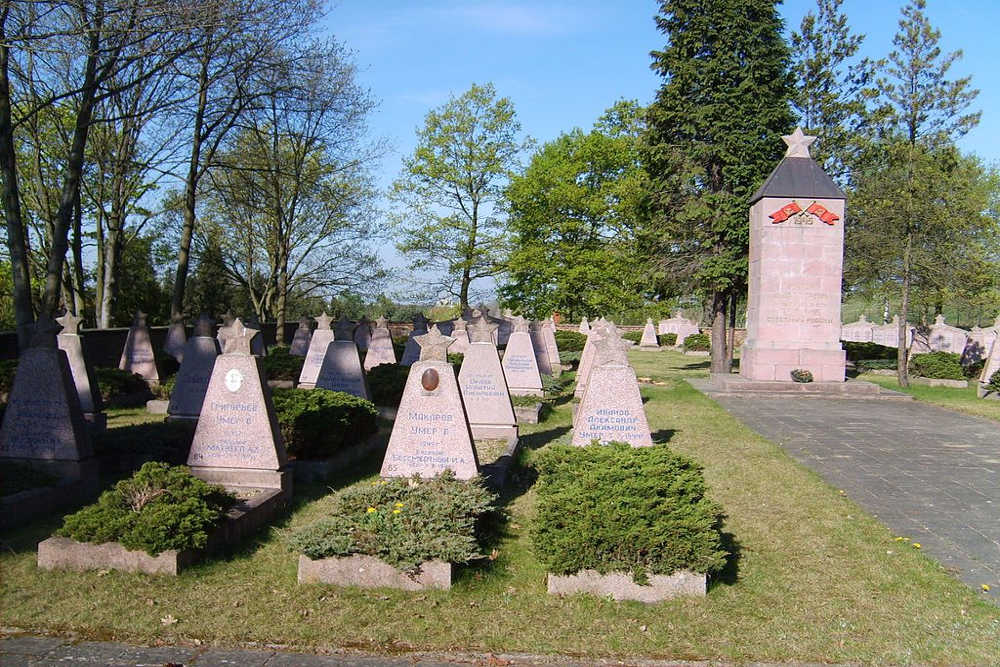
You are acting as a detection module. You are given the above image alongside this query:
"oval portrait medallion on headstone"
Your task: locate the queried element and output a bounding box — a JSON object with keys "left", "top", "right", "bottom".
{"left": 421, "top": 368, "right": 439, "bottom": 391}
{"left": 224, "top": 368, "right": 244, "bottom": 393}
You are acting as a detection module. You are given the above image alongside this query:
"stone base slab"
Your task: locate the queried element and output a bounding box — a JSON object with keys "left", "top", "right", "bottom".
{"left": 684, "top": 350, "right": 710, "bottom": 356}
{"left": 1, "top": 474, "right": 100, "bottom": 530}
{"left": 547, "top": 569, "right": 705, "bottom": 602}
{"left": 702, "top": 375, "right": 912, "bottom": 400}
{"left": 469, "top": 424, "right": 518, "bottom": 447}
{"left": 293, "top": 433, "right": 387, "bottom": 484}
{"left": 513, "top": 403, "right": 542, "bottom": 424}
{"left": 639, "top": 344, "right": 660, "bottom": 351}
{"left": 267, "top": 380, "right": 296, "bottom": 389}
{"left": 297, "top": 554, "right": 451, "bottom": 590}
{"left": 910, "top": 377, "right": 969, "bottom": 389}
{"left": 189, "top": 466, "right": 292, "bottom": 494}
{"left": 741, "top": 345, "right": 846, "bottom": 383}
{"left": 145, "top": 399, "right": 169, "bottom": 414}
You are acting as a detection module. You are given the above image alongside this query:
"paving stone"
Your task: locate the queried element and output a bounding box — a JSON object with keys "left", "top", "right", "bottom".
{"left": 114, "top": 644, "right": 199, "bottom": 665}
{"left": 0, "top": 636, "right": 68, "bottom": 657}
{"left": 38, "top": 640, "right": 128, "bottom": 663}
{"left": 192, "top": 648, "right": 274, "bottom": 665}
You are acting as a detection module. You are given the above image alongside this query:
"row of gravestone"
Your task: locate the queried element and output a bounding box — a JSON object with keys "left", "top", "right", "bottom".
{"left": 841, "top": 313, "right": 1000, "bottom": 364}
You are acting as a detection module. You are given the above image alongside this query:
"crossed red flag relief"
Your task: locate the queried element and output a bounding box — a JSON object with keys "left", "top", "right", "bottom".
{"left": 767, "top": 200, "right": 839, "bottom": 225}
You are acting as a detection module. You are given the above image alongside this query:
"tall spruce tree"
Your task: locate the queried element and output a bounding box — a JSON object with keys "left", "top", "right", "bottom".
{"left": 642, "top": 0, "right": 795, "bottom": 373}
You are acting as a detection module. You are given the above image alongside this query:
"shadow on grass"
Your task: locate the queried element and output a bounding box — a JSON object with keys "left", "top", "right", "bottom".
{"left": 709, "top": 530, "right": 742, "bottom": 589}
{"left": 680, "top": 360, "right": 712, "bottom": 371}
{"left": 518, "top": 425, "right": 571, "bottom": 452}
{"left": 651, "top": 429, "right": 677, "bottom": 444}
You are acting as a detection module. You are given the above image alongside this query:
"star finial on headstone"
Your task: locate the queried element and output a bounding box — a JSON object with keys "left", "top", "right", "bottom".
{"left": 30, "top": 313, "right": 61, "bottom": 348}
{"left": 56, "top": 311, "right": 83, "bottom": 336}
{"left": 194, "top": 313, "right": 215, "bottom": 337}
{"left": 315, "top": 312, "right": 332, "bottom": 330}
{"left": 334, "top": 315, "right": 355, "bottom": 340}
{"left": 453, "top": 317, "right": 468, "bottom": 331}
{"left": 467, "top": 317, "right": 495, "bottom": 344}
{"left": 415, "top": 324, "right": 454, "bottom": 362}
{"left": 132, "top": 310, "right": 147, "bottom": 328}
{"left": 221, "top": 318, "right": 258, "bottom": 355}
{"left": 375, "top": 315, "right": 389, "bottom": 329}
{"left": 782, "top": 127, "right": 816, "bottom": 159}
{"left": 512, "top": 315, "right": 529, "bottom": 333}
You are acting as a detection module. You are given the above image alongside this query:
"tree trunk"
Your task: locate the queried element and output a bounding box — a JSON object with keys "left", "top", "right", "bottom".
{"left": 99, "top": 211, "right": 124, "bottom": 328}
{"left": 710, "top": 290, "right": 729, "bottom": 374}
{"left": 69, "top": 187, "right": 86, "bottom": 317}
{"left": 897, "top": 232, "right": 912, "bottom": 388}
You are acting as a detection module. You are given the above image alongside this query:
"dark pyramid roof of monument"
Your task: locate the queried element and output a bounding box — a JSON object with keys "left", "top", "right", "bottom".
{"left": 750, "top": 156, "right": 846, "bottom": 204}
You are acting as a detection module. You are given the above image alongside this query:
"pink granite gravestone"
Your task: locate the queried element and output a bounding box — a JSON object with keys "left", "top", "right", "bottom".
{"left": 289, "top": 317, "right": 312, "bottom": 356}
{"left": 354, "top": 316, "right": 373, "bottom": 352}
{"left": 298, "top": 312, "right": 334, "bottom": 388}
{"left": 964, "top": 315, "right": 999, "bottom": 367}
{"left": 188, "top": 320, "right": 288, "bottom": 491}
{"left": 163, "top": 316, "right": 187, "bottom": 363}
{"left": 167, "top": 314, "right": 221, "bottom": 420}
{"left": 449, "top": 317, "right": 471, "bottom": 355}
{"left": 315, "top": 317, "right": 370, "bottom": 399}
{"left": 840, "top": 315, "right": 875, "bottom": 343}
{"left": 529, "top": 321, "right": 553, "bottom": 376}
{"left": 639, "top": 318, "right": 659, "bottom": 349}
{"left": 458, "top": 319, "right": 517, "bottom": 443}
{"left": 579, "top": 317, "right": 591, "bottom": 335}
{"left": 572, "top": 336, "right": 652, "bottom": 447}
{"left": 541, "top": 317, "right": 562, "bottom": 374}
{"left": 216, "top": 311, "right": 235, "bottom": 350}
{"left": 575, "top": 320, "right": 617, "bottom": 398}
{"left": 741, "top": 128, "right": 847, "bottom": 383}
{"left": 926, "top": 315, "right": 969, "bottom": 354}
{"left": 56, "top": 312, "right": 103, "bottom": 426}
{"left": 119, "top": 311, "right": 159, "bottom": 385}
{"left": 1, "top": 316, "right": 94, "bottom": 478}
{"left": 501, "top": 317, "right": 544, "bottom": 396}
{"left": 381, "top": 326, "right": 478, "bottom": 480}
{"left": 400, "top": 314, "right": 429, "bottom": 366}
{"left": 977, "top": 318, "right": 1000, "bottom": 399}
{"left": 363, "top": 316, "right": 397, "bottom": 371}
{"left": 657, "top": 311, "right": 700, "bottom": 341}
{"left": 871, "top": 315, "right": 911, "bottom": 349}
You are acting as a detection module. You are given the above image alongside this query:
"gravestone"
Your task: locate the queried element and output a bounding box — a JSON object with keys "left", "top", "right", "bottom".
{"left": 354, "top": 316, "right": 373, "bottom": 352}
{"left": 188, "top": 320, "right": 289, "bottom": 492}
{"left": 216, "top": 311, "right": 235, "bottom": 349}
{"left": 501, "top": 317, "right": 544, "bottom": 396}
{"left": 639, "top": 318, "right": 659, "bottom": 349}
{"left": 401, "top": 314, "right": 429, "bottom": 366}
{"left": 364, "top": 316, "right": 397, "bottom": 371}
{"left": 529, "top": 321, "right": 553, "bottom": 376}
{"left": 449, "top": 317, "right": 471, "bottom": 355}
{"left": 579, "top": 317, "right": 590, "bottom": 335}
{"left": 243, "top": 314, "right": 267, "bottom": 356}
{"left": 978, "top": 330, "right": 1000, "bottom": 399}
{"left": 741, "top": 128, "right": 846, "bottom": 382}
{"left": 298, "top": 312, "right": 335, "bottom": 389}
{"left": 575, "top": 321, "right": 608, "bottom": 398}
{"left": 167, "top": 314, "right": 221, "bottom": 420}
{"left": 458, "top": 318, "right": 517, "bottom": 443}
{"left": 572, "top": 335, "right": 652, "bottom": 447}
{"left": 963, "top": 315, "right": 999, "bottom": 367}
{"left": 56, "top": 312, "right": 104, "bottom": 428}
{"left": 164, "top": 316, "right": 187, "bottom": 363}
{"left": 0, "top": 316, "right": 94, "bottom": 479}
{"left": 289, "top": 317, "right": 312, "bottom": 356}
{"left": 657, "top": 311, "right": 700, "bottom": 342}
{"left": 871, "top": 316, "right": 911, "bottom": 349}
{"left": 478, "top": 303, "right": 511, "bottom": 346}
{"left": 119, "top": 311, "right": 159, "bottom": 385}
{"left": 315, "top": 316, "right": 370, "bottom": 400}
{"left": 541, "top": 317, "right": 562, "bottom": 374}
{"left": 840, "top": 315, "right": 875, "bottom": 344}
{"left": 926, "top": 314, "right": 969, "bottom": 354}
{"left": 381, "top": 325, "right": 478, "bottom": 480}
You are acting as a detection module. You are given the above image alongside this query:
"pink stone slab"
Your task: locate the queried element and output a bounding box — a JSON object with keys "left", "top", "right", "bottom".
{"left": 529, "top": 325, "right": 553, "bottom": 376}
{"left": 316, "top": 341, "right": 370, "bottom": 400}
{"left": 168, "top": 336, "right": 220, "bottom": 418}
{"left": 298, "top": 328, "right": 334, "bottom": 387}
{"left": 381, "top": 360, "right": 478, "bottom": 480}
{"left": 297, "top": 554, "right": 451, "bottom": 590}
{"left": 289, "top": 326, "right": 311, "bottom": 356}
{"left": 57, "top": 332, "right": 101, "bottom": 415}
{"left": 501, "top": 331, "right": 543, "bottom": 396}
{"left": 364, "top": 328, "right": 397, "bottom": 371}
{"left": 639, "top": 320, "right": 659, "bottom": 348}
{"left": 574, "top": 333, "right": 598, "bottom": 397}
{"left": 458, "top": 342, "right": 517, "bottom": 437}
{"left": 541, "top": 320, "right": 561, "bottom": 370}
{"left": 119, "top": 324, "right": 159, "bottom": 383}
{"left": 572, "top": 363, "right": 652, "bottom": 447}
{"left": 547, "top": 569, "right": 705, "bottom": 602}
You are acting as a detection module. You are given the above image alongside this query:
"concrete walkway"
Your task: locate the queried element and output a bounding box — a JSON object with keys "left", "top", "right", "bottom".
{"left": 697, "top": 386, "right": 1000, "bottom": 601}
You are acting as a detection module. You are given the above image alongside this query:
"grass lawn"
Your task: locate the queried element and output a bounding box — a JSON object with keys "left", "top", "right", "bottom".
{"left": 860, "top": 373, "right": 1000, "bottom": 423}
{"left": 2, "top": 351, "right": 998, "bottom": 663}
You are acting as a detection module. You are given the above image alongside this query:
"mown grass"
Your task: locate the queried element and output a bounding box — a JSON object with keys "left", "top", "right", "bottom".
{"left": 2, "top": 351, "right": 998, "bottom": 663}
{"left": 860, "top": 373, "right": 1000, "bottom": 423}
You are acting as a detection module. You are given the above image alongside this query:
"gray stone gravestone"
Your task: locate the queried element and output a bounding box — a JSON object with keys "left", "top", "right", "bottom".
{"left": 315, "top": 317, "right": 370, "bottom": 400}
{"left": 0, "top": 316, "right": 95, "bottom": 479}
{"left": 401, "top": 314, "right": 429, "bottom": 366}
{"left": 927, "top": 314, "right": 969, "bottom": 354}
{"left": 572, "top": 335, "right": 653, "bottom": 447}
{"left": 639, "top": 318, "right": 659, "bottom": 349}
{"left": 119, "top": 311, "right": 159, "bottom": 385}
{"left": 354, "top": 316, "right": 373, "bottom": 352}
{"left": 167, "top": 314, "right": 221, "bottom": 420}
{"left": 381, "top": 325, "right": 478, "bottom": 480}
{"left": 163, "top": 316, "right": 187, "bottom": 363}
{"left": 289, "top": 317, "right": 312, "bottom": 356}
{"left": 298, "top": 312, "right": 334, "bottom": 389}
{"left": 529, "top": 321, "right": 553, "bottom": 376}
{"left": 458, "top": 318, "right": 517, "bottom": 444}
{"left": 363, "top": 316, "right": 397, "bottom": 371}
{"left": 541, "top": 317, "right": 562, "bottom": 375}
{"left": 55, "top": 312, "right": 104, "bottom": 429}
{"left": 243, "top": 314, "right": 267, "bottom": 356}
{"left": 188, "top": 320, "right": 289, "bottom": 492}
{"left": 502, "top": 317, "right": 544, "bottom": 396}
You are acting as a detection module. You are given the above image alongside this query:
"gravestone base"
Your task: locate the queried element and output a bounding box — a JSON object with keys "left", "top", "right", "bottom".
{"left": 469, "top": 424, "right": 518, "bottom": 447}
{"left": 146, "top": 399, "right": 169, "bottom": 414}
{"left": 639, "top": 343, "right": 660, "bottom": 351}
{"left": 189, "top": 465, "right": 292, "bottom": 497}
{"left": 910, "top": 377, "right": 969, "bottom": 389}
{"left": 3, "top": 456, "right": 99, "bottom": 482}
{"left": 547, "top": 569, "right": 705, "bottom": 602}
{"left": 509, "top": 388, "right": 543, "bottom": 398}
{"left": 267, "top": 380, "right": 296, "bottom": 389}
{"left": 165, "top": 413, "right": 200, "bottom": 424}
{"left": 513, "top": 403, "right": 542, "bottom": 425}
{"left": 297, "top": 554, "right": 452, "bottom": 590}
{"left": 296, "top": 382, "right": 316, "bottom": 390}
{"left": 709, "top": 374, "right": 911, "bottom": 400}
{"left": 741, "top": 345, "right": 846, "bottom": 383}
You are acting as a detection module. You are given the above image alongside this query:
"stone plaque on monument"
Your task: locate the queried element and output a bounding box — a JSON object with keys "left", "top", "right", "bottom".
{"left": 400, "top": 314, "right": 429, "bottom": 366}
{"left": 188, "top": 320, "right": 288, "bottom": 490}
{"left": 167, "top": 314, "right": 221, "bottom": 420}
{"left": 741, "top": 128, "right": 847, "bottom": 382}
{"left": 529, "top": 321, "right": 553, "bottom": 376}
{"left": 363, "top": 316, "right": 397, "bottom": 371}
{"left": 501, "top": 317, "right": 543, "bottom": 396}
{"left": 572, "top": 336, "right": 652, "bottom": 447}
{"left": 1, "top": 316, "right": 94, "bottom": 476}
{"left": 354, "top": 316, "right": 373, "bottom": 352}
{"left": 381, "top": 326, "right": 478, "bottom": 480}
{"left": 315, "top": 317, "right": 370, "bottom": 400}
{"left": 458, "top": 319, "right": 518, "bottom": 443}
{"left": 639, "top": 318, "right": 659, "bottom": 349}
{"left": 164, "top": 317, "right": 187, "bottom": 363}
{"left": 289, "top": 317, "right": 312, "bottom": 356}
{"left": 298, "top": 312, "right": 334, "bottom": 389}
{"left": 119, "top": 311, "right": 159, "bottom": 385}
{"left": 56, "top": 312, "right": 103, "bottom": 423}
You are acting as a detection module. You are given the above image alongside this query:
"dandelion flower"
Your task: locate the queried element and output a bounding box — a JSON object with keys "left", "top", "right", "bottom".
{"left": 366, "top": 507, "right": 376, "bottom": 513}
{"left": 982, "top": 584, "right": 991, "bottom": 592}
{"left": 912, "top": 543, "right": 921, "bottom": 549}
{"left": 394, "top": 502, "right": 404, "bottom": 508}
{"left": 393, "top": 509, "right": 401, "bottom": 514}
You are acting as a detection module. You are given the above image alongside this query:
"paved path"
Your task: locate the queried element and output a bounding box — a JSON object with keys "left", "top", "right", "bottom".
{"left": 702, "top": 389, "right": 1000, "bottom": 601}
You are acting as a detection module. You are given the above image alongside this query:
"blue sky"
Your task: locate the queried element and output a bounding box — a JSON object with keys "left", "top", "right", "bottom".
{"left": 321, "top": 0, "right": 998, "bottom": 291}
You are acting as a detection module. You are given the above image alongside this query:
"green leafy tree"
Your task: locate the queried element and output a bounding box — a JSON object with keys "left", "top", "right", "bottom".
{"left": 642, "top": 0, "right": 795, "bottom": 373}
{"left": 501, "top": 100, "right": 647, "bottom": 320}
{"left": 392, "top": 83, "right": 531, "bottom": 309}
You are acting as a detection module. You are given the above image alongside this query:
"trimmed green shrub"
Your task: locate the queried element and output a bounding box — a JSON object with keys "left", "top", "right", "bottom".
{"left": 542, "top": 373, "right": 570, "bottom": 397}
{"left": 289, "top": 471, "right": 496, "bottom": 571}
{"left": 532, "top": 443, "right": 727, "bottom": 582}
{"left": 510, "top": 393, "right": 542, "bottom": 407}
{"left": 622, "top": 330, "right": 643, "bottom": 344}
{"left": 790, "top": 368, "right": 813, "bottom": 383}
{"left": 554, "top": 330, "right": 587, "bottom": 352}
{"left": 987, "top": 369, "right": 1000, "bottom": 392}
{"left": 909, "top": 351, "right": 965, "bottom": 380}
{"left": 683, "top": 333, "right": 711, "bottom": 352}
{"left": 94, "top": 368, "right": 151, "bottom": 406}
{"left": 152, "top": 373, "right": 177, "bottom": 400}
{"left": 366, "top": 363, "right": 409, "bottom": 407}
{"left": 842, "top": 341, "right": 896, "bottom": 362}
{"left": 558, "top": 350, "right": 581, "bottom": 368}
{"left": 660, "top": 333, "right": 678, "bottom": 346}
{"left": 271, "top": 388, "right": 378, "bottom": 460}
{"left": 259, "top": 345, "right": 304, "bottom": 381}
{"left": 856, "top": 358, "right": 897, "bottom": 373}
{"left": 56, "top": 462, "right": 236, "bottom": 556}
{"left": 963, "top": 358, "right": 985, "bottom": 380}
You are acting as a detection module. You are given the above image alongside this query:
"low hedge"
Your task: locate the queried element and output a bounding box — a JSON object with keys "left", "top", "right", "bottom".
{"left": 532, "top": 443, "right": 727, "bottom": 583}
{"left": 683, "top": 333, "right": 711, "bottom": 352}
{"left": 260, "top": 345, "right": 305, "bottom": 381}
{"left": 558, "top": 350, "right": 581, "bottom": 368}
{"left": 56, "top": 462, "right": 236, "bottom": 556}
{"left": 622, "top": 330, "right": 643, "bottom": 344}
{"left": 842, "top": 341, "right": 897, "bottom": 362}
{"left": 94, "top": 368, "right": 152, "bottom": 406}
{"left": 987, "top": 369, "right": 1000, "bottom": 393}
{"left": 856, "top": 358, "right": 897, "bottom": 373}
{"left": 366, "top": 364, "right": 409, "bottom": 407}
{"left": 271, "top": 388, "right": 378, "bottom": 460}
{"left": 909, "top": 351, "right": 965, "bottom": 380}
{"left": 661, "top": 333, "right": 677, "bottom": 346}
{"left": 289, "top": 471, "right": 496, "bottom": 571}
{"left": 554, "top": 330, "right": 587, "bottom": 352}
